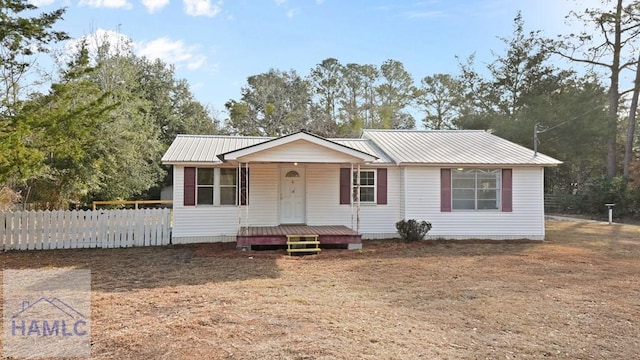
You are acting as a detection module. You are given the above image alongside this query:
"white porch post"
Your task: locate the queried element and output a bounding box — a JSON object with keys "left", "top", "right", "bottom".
{"left": 356, "top": 163, "right": 361, "bottom": 234}
{"left": 237, "top": 161, "right": 249, "bottom": 235}
{"left": 238, "top": 162, "right": 243, "bottom": 235}
{"left": 350, "top": 163, "right": 354, "bottom": 230}
{"left": 245, "top": 161, "right": 249, "bottom": 232}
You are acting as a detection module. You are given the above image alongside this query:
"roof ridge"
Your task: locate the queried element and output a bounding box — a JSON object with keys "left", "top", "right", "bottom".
{"left": 176, "top": 134, "right": 272, "bottom": 139}
{"left": 362, "top": 129, "right": 486, "bottom": 133}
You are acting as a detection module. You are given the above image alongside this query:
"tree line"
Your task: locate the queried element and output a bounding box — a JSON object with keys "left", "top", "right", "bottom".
{"left": 2, "top": 0, "right": 640, "bottom": 217}
{"left": 223, "top": 3, "right": 640, "bottom": 218}
{"left": 1, "top": 0, "right": 219, "bottom": 208}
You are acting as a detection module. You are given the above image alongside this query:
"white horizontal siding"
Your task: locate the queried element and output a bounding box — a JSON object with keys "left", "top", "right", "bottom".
{"left": 404, "top": 167, "right": 545, "bottom": 240}
{"left": 244, "top": 163, "right": 278, "bottom": 226}
{"left": 358, "top": 167, "right": 402, "bottom": 234}
{"left": 173, "top": 165, "right": 281, "bottom": 242}
{"left": 240, "top": 140, "right": 361, "bottom": 163}
{"left": 172, "top": 166, "right": 241, "bottom": 240}
{"left": 306, "top": 165, "right": 402, "bottom": 235}
{"left": 306, "top": 164, "right": 352, "bottom": 227}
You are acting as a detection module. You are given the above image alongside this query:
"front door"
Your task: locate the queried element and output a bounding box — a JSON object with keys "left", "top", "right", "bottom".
{"left": 280, "top": 167, "right": 306, "bottom": 224}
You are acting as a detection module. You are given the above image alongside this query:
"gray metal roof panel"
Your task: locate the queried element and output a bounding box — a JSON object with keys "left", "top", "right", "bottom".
{"left": 331, "top": 139, "right": 394, "bottom": 164}
{"left": 161, "top": 134, "right": 384, "bottom": 163}
{"left": 161, "top": 135, "right": 271, "bottom": 163}
{"left": 361, "top": 130, "right": 561, "bottom": 166}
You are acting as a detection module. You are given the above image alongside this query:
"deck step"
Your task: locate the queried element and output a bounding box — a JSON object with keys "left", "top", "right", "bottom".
{"left": 287, "top": 248, "right": 321, "bottom": 253}
{"left": 286, "top": 234, "right": 320, "bottom": 255}
{"left": 287, "top": 241, "right": 321, "bottom": 245}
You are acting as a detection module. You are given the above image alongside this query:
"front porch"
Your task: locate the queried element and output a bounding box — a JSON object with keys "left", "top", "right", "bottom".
{"left": 237, "top": 225, "right": 362, "bottom": 249}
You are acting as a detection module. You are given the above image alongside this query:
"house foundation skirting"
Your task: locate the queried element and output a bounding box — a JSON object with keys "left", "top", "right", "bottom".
{"left": 236, "top": 225, "right": 361, "bottom": 248}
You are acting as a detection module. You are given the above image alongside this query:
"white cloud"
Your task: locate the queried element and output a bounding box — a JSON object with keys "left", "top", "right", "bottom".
{"left": 62, "top": 29, "right": 133, "bottom": 64}
{"left": 28, "top": 0, "right": 57, "bottom": 6}
{"left": 78, "top": 0, "right": 133, "bottom": 9}
{"left": 183, "top": 0, "right": 222, "bottom": 17}
{"left": 136, "top": 37, "right": 208, "bottom": 70}
{"left": 186, "top": 55, "right": 206, "bottom": 70}
{"left": 274, "top": 0, "right": 286, "bottom": 6}
{"left": 141, "top": 0, "right": 169, "bottom": 13}
{"left": 315, "top": 0, "right": 324, "bottom": 4}
{"left": 286, "top": 8, "right": 298, "bottom": 19}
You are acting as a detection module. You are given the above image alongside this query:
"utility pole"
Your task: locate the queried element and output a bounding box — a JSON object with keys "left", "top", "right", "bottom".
{"left": 534, "top": 123, "right": 545, "bottom": 157}
{"left": 534, "top": 122, "right": 566, "bottom": 157}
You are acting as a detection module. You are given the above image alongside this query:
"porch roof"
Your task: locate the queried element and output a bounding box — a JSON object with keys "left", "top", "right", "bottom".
{"left": 219, "top": 130, "right": 377, "bottom": 163}
{"left": 162, "top": 130, "right": 388, "bottom": 165}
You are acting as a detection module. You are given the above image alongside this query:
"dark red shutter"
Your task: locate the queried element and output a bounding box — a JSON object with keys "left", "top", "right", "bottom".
{"left": 339, "top": 168, "right": 351, "bottom": 205}
{"left": 441, "top": 168, "right": 451, "bottom": 212}
{"left": 240, "top": 167, "right": 249, "bottom": 206}
{"left": 502, "top": 169, "right": 512, "bottom": 212}
{"left": 377, "top": 168, "right": 387, "bottom": 205}
{"left": 184, "top": 167, "right": 196, "bottom": 206}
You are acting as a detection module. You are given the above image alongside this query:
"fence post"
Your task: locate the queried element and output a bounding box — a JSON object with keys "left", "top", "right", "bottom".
{"left": 0, "top": 212, "right": 6, "bottom": 251}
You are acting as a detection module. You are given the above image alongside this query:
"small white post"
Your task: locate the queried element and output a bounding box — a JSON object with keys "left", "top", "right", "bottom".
{"left": 605, "top": 203, "right": 615, "bottom": 225}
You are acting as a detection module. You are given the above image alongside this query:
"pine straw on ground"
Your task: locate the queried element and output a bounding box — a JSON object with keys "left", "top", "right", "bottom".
{"left": 1, "top": 220, "right": 639, "bottom": 359}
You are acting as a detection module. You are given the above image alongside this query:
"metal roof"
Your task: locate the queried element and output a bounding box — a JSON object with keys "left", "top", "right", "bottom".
{"left": 361, "top": 130, "right": 561, "bottom": 166}
{"left": 161, "top": 135, "right": 270, "bottom": 164}
{"left": 218, "top": 130, "right": 379, "bottom": 162}
{"left": 331, "top": 139, "right": 394, "bottom": 164}
{"left": 161, "top": 134, "right": 388, "bottom": 164}
{"left": 162, "top": 130, "right": 561, "bottom": 166}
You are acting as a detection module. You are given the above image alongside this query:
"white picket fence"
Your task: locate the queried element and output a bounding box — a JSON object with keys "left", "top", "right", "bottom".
{"left": 0, "top": 209, "right": 172, "bottom": 251}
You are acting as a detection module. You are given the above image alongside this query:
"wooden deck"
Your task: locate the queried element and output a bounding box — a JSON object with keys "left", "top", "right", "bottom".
{"left": 237, "top": 225, "right": 361, "bottom": 247}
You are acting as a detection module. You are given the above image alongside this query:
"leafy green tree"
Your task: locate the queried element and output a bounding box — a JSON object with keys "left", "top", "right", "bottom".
{"left": 416, "top": 73, "right": 462, "bottom": 129}
{"left": 19, "top": 47, "right": 115, "bottom": 206}
{"left": 309, "top": 58, "right": 343, "bottom": 135}
{"left": 17, "top": 32, "right": 218, "bottom": 206}
{"left": 456, "top": 14, "right": 609, "bottom": 194}
{"left": 225, "top": 69, "right": 312, "bottom": 136}
{"left": 339, "top": 63, "right": 379, "bottom": 135}
{"left": 0, "top": 0, "right": 68, "bottom": 116}
{"left": 136, "top": 59, "right": 219, "bottom": 146}
{"left": 0, "top": 0, "right": 68, "bottom": 191}
{"left": 375, "top": 59, "right": 416, "bottom": 129}
{"left": 549, "top": 0, "right": 640, "bottom": 178}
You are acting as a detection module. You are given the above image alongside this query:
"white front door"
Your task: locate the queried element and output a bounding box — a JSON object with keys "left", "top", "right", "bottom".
{"left": 280, "top": 167, "right": 306, "bottom": 224}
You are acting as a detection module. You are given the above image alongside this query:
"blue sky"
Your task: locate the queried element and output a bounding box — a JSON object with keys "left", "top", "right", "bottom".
{"left": 31, "top": 0, "right": 598, "bottom": 118}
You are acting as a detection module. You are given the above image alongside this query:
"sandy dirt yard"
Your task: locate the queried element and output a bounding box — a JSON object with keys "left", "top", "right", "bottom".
{"left": 1, "top": 219, "right": 639, "bottom": 359}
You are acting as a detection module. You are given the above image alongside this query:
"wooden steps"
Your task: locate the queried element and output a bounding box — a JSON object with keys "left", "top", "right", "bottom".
{"left": 286, "top": 234, "right": 321, "bottom": 255}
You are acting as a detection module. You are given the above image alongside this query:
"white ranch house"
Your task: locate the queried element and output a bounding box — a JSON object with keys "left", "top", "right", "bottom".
{"left": 161, "top": 130, "right": 561, "bottom": 249}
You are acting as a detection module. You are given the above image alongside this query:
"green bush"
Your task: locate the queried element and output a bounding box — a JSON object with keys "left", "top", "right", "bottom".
{"left": 574, "top": 176, "right": 640, "bottom": 217}
{"left": 395, "top": 219, "right": 432, "bottom": 242}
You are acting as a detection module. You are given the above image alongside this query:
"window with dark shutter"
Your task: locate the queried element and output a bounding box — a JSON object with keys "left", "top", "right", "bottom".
{"left": 184, "top": 167, "right": 196, "bottom": 206}
{"left": 502, "top": 169, "right": 512, "bottom": 212}
{"left": 440, "top": 168, "right": 452, "bottom": 212}
{"left": 377, "top": 168, "right": 387, "bottom": 205}
{"left": 339, "top": 168, "right": 351, "bottom": 204}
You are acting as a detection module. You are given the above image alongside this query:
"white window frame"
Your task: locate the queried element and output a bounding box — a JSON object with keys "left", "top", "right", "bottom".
{"left": 219, "top": 168, "right": 238, "bottom": 206}
{"left": 451, "top": 168, "right": 501, "bottom": 211}
{"left": 352, "top": 170, "right": 376, "bottom": 203}
{"left": 196, "top": 168, "right": 238, "bottom": 206}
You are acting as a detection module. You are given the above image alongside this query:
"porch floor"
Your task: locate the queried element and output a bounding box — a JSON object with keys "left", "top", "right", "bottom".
{"left": 237, "top": 225, "right": 361, "bottom": 247}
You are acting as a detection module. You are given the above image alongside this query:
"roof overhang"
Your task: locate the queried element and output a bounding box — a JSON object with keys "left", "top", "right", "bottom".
{"left": 218, "top": 130, "right": 378, "bottom": 163}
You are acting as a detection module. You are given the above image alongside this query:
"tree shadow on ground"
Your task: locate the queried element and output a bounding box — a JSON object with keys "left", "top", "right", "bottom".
{"left": 0, "top": 242, "right": 281, "bottom": 293}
